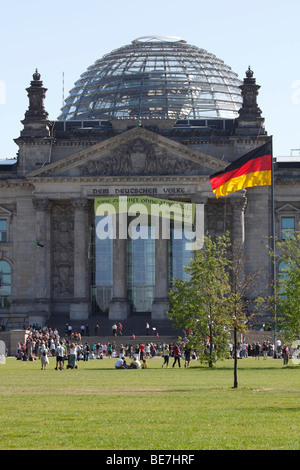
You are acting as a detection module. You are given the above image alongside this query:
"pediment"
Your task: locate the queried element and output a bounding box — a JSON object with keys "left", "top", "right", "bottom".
{"left": 27, "top": 126, "right": 227, "bottom": 178}
{"left": 0, "top": 206, "right": 13, "bottom": 217}
{"left": 276, "top": 203, "right": 300, "bottom": 213}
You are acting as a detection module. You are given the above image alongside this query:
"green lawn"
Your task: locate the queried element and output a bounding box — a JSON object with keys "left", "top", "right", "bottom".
{"left": 0, "top": 356, "right": 299, "bottom": 450}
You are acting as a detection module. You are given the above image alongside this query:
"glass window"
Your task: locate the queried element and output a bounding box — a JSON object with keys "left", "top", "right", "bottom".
{"left": 278, "top": 260, "right": 289, "bottom": 297}
{"left": 127, "top": 225, "right": 155, "bottom": 312}
{"left": 58, "top": 39, "right": 243, "bottom": 121}
{"left": 91, "top": 215, "right": 113, "bottom": 313}
{"left": 0, "top": 220, "right": 7, "bottom": 242}
{"left": 169, "top": 225, "right": 194, "bottom": 287}
{"left": 0, "top": 261, "right": 11, "bottom": 308}
{"left": 281, "top": 217, "right": 295, "bottom": 240}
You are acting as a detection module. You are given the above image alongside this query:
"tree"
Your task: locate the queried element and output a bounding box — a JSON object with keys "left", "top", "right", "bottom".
{"left": 273, "top": 224, "right": 300, "bottom": 343}
{"left": 168, "top": 235, "right": 266, "bottom": 387}
{"left": 167, "top": 233, "right": 232, "bottom": 367}
{"left": 224, "top": 243, "right": 265, "bottom": 388}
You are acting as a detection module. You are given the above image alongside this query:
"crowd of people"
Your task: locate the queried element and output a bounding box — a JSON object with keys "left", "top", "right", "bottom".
{"left": 227, "top": 339, "right": 290, "bottom": 363}
{"left": 15, "top": 324, "right": 197, "bottom": 369}
{"left": 15, "top": 324, "right": 292, "bottom": 369}
{"left": 113, "top": 342, "right": 196, "bottom": 369}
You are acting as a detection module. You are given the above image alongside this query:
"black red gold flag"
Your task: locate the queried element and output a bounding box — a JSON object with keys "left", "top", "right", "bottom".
{"left": 210, "top": 140, "right": 272, "bottom": 198}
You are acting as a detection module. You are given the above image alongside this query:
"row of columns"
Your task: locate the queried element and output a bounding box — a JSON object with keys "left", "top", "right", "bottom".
{"left": 109, "top": 214, "right": 169, "bottom": 320}
{"left": 33, "top": 194, "right": 247, "bottom": 321}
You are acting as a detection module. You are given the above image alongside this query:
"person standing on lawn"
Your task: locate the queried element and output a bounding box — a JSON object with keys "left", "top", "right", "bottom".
{"left": 172, "top": 344, "right": 181, "bottom": 368}
{"left": 162, "top": 344, "right": 170, "bottom": 368}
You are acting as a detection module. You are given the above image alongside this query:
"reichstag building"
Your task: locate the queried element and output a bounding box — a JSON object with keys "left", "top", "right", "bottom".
{"left": 0, "top": 36, "right": 299, "bottom": 328}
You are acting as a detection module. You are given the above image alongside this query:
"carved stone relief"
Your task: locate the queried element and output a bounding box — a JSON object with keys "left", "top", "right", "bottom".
{"left": 51, "top": 202, "right": 74, "bottom": 298}
{"left": 78, "top": 138, "right": 201, "bottom": 176}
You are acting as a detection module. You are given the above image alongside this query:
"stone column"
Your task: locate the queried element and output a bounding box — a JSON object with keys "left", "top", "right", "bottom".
{"left": 152, "top": 216, "right": 169, "bottom": 319}
{"left": 33, "top": 198, "right": 51, "bottom": 319}
{"left": 231, "top": 195, "right": 247, "bottom": 246}
{"left": 191, "top": 194, "right": 207, "bottom": 249}
{"left": 70, "top": 198, "right": 90, "bottom": 320}
{"left": 109, "top": 213, "right": 130, "bottom": 319}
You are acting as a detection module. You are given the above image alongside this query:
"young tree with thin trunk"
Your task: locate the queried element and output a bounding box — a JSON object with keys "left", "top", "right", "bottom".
{"left": 168, "top": 234, "right": 232, "bottom": 368}
{"left": 224, "top": 243, "right": 264, "bottom": 388}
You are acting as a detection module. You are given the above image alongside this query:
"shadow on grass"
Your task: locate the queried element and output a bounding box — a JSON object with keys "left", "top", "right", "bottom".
{"left": 70, "top": 359, "right": 299, "bottom": 372}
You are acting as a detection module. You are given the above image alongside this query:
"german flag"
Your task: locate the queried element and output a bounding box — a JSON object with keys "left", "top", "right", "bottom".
{"left": 210, "top": 140, "right": 272, "bottom": 198}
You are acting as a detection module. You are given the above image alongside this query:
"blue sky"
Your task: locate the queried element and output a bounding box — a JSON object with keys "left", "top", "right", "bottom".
{"left": 0, "top": 0, "right": 299, "bottom": 159}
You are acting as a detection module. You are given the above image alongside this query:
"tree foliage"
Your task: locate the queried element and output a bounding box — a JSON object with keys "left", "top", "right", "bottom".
{"left": 168, "top": 234, "right": 232, "bottom": 367}
{"left": 274, "top": 224, "right": 300, "bottom": 342}
{"left": 168, "top": 234, "right": 266, "bottom": 386}
{"left": 224, "top": 243, "right": 265, "bottom": 387}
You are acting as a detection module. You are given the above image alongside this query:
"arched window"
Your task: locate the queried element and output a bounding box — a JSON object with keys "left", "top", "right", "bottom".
{"left": 0, "top": 261, "right": 11, "bottom": 308}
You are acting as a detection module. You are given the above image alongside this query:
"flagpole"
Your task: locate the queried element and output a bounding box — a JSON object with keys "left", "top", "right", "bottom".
{"left": 270, "top": 136, "right": 277, "bottom": 352}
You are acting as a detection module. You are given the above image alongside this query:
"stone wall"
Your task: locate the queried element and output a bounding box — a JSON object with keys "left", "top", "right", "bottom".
{"left": 0, "top": 329, "right": 28, "bottom": 356}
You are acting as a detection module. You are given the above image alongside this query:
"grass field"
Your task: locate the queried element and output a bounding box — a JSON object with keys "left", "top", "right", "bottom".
{"left": 0, "top": 355, "right": 299, "bottom": 450}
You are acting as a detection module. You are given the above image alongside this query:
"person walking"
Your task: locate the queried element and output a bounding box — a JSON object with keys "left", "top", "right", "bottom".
{"left": 55, "top": 342, "right": 65, "bottom": 370}
{"left": 172, "top": 344, "right": 181, "bottom": 368}
{"left": 112, "top": 324, "right": 117, "bottom": 337}
{"left": 162, "top": 345, "right": 170, "bottom": 368}
{"left": 83, "top": 342, "right": 90, "bottom": 361}
{"left": 254, "top": 342, "right": 261, "bottom": 360}
{"left": 184, "top": 346, "right": 191, "bottom": 368}
{"left": 262, "top": 342, "right": 268, "bottom": 360}
{"left": 139, "top": 343, "right": 145, "bottom": 361}
{"left": 107, "top": 343, "right": 112, "bottom": 358}
{"left": 40, "top": 342, "right": 49, "bottom": 370}
{"left": 283, "top": 345, "right": 289, "bottom": 365}
{"left": 68, "top": 343, "right": 77, "bottom": 369}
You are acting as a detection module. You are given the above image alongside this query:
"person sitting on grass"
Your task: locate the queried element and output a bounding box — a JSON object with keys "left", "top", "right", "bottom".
{"left": 129, "top": 355, "right": 141, "bottom": 369}
{"left": 115, "top": 356, "right": 126, "bottom": 369}
{"left": 141, "top": 359, "right": 148, "bottom": 369}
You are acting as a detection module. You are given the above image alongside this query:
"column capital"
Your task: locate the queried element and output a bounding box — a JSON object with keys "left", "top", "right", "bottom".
{"left": 230, "top": 195, "right": 247, "bottom": 212}
{"left": 71, "top": 198, "right": 89, "bottom": 211}
{"left": 191, "top": 193, "right": 208, "bottom": 205}
{"left": 33, "top": 197, "right": 51, "bottom": 212}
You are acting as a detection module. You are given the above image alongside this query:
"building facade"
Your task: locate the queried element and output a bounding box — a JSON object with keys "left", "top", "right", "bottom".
{"left": 0, "top": 37, "right": 299, "bottom": 328}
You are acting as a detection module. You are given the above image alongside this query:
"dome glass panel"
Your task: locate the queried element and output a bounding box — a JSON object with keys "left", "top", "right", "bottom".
{"left": 58, "top": 36, "right": 242, "bottom": 121}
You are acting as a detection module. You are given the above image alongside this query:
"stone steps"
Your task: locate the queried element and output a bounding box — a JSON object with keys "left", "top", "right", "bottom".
{"left": 47, "top": 313, "right": 181, "bottom": 338}
{"left": 69, "top": 335, "right": 180, "bottom": 349}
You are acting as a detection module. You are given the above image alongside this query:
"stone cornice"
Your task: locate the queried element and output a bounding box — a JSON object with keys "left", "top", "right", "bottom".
{"left": 26, "top": 174, "right": 210, "bottom": 184}
{"left": 0, "top": 180, "right": 33, "bottom": 188}
{"left": 26, "top": 126, "right": 228, "bottom": 178}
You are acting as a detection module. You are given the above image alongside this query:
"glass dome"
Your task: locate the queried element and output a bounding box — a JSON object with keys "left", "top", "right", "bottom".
{"left": 58, "top": 36, "right": 243, "bottom": 121}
